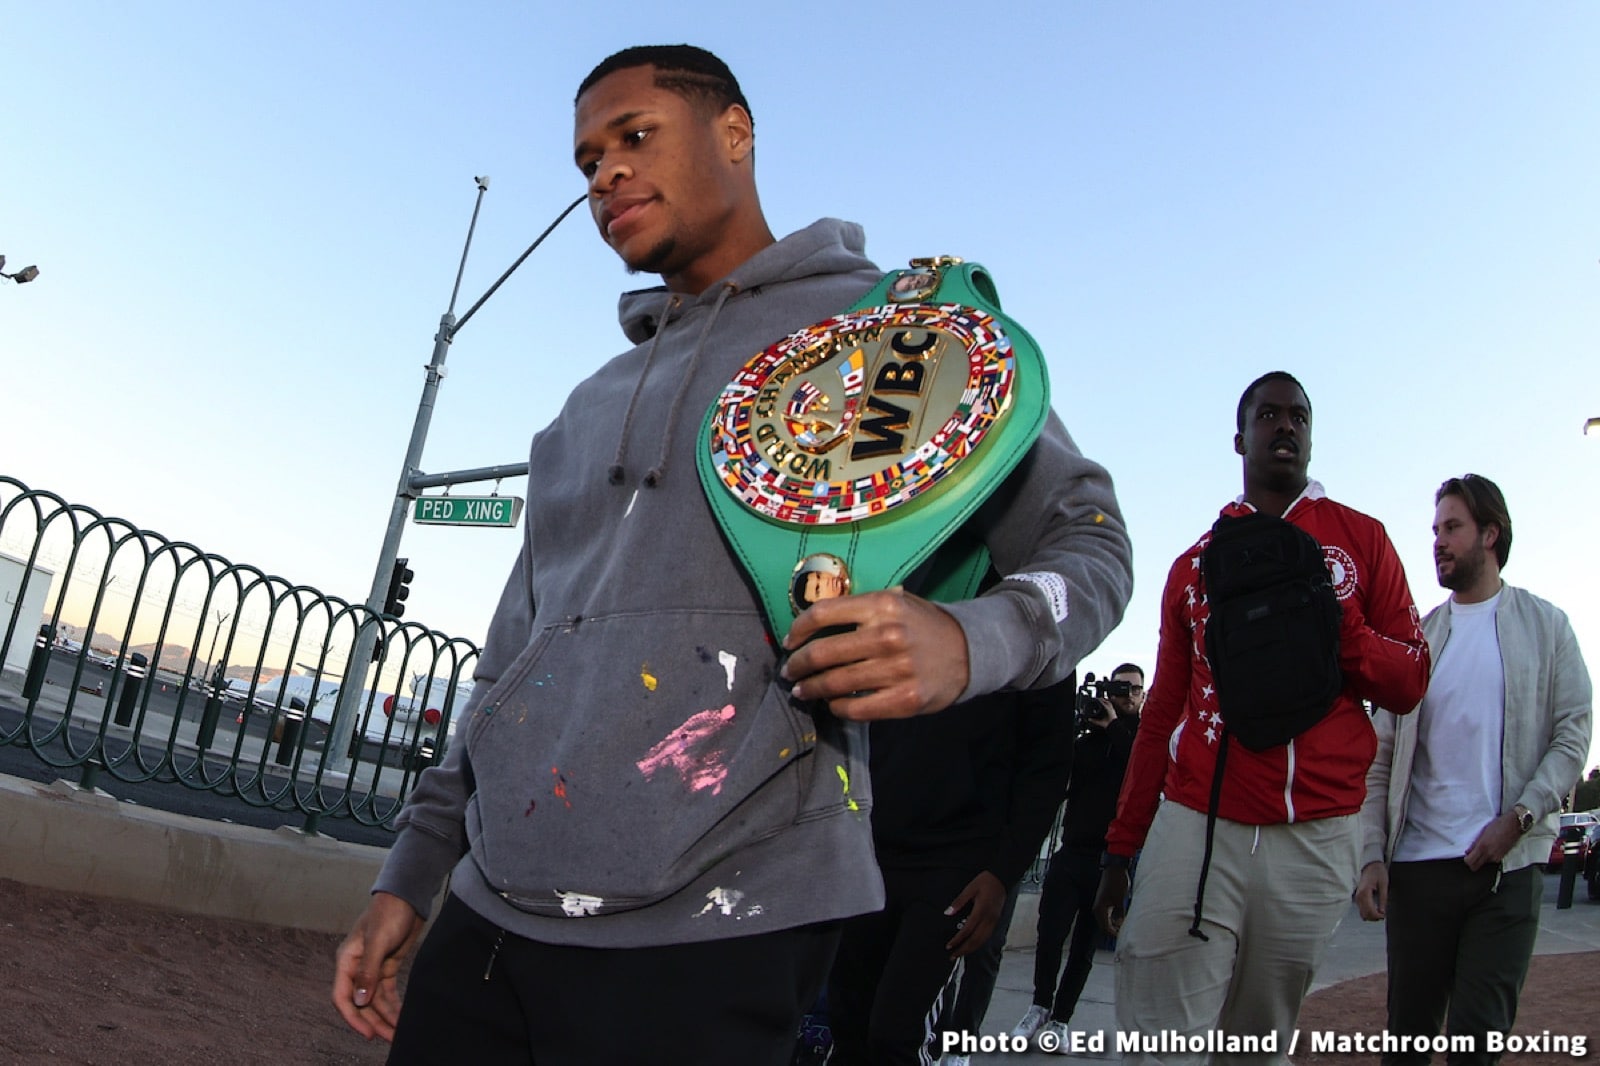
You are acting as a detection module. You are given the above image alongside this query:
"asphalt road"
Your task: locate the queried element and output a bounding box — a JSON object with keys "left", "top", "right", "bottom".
{"left": 0, "top": 654, "right": 399, "bottom": 848}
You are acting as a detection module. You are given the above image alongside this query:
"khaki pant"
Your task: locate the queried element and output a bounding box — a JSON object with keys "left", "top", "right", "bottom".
{"left": 1115, "top": 802, "right": 1360, "bottom": 1065}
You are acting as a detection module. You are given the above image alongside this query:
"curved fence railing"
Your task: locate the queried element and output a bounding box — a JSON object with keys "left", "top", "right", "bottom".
{"left": 0, "top": 476, "right": 480, "bottom": 835}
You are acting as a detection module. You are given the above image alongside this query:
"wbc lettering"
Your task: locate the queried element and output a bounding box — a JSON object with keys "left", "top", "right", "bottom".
{"left": 849, "top": 329, "right": 939, "bottom": 462}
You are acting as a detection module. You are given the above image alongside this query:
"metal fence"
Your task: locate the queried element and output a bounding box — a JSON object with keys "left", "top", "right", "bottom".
{"left": 0, "top": 475, "right": 479, "bottom": 835}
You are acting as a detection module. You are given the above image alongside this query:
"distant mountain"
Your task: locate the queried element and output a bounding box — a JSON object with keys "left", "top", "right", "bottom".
{"left": 126, "top": 642, "right": 281, "bottom": 682}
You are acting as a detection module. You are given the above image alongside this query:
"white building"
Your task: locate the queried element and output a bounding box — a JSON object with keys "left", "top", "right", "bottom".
{"left": 1, "top": 550, "right": 55, "bottom": 679}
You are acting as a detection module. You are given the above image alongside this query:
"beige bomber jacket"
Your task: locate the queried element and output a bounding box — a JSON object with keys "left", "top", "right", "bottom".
{"left": 1360, "top": 583, "right": 1593, "bottom": 874}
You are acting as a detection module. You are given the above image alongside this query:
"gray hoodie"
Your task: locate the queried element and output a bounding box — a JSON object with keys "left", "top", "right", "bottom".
{"left": 373, "top": 219, "right": 1133, "bottom": 947}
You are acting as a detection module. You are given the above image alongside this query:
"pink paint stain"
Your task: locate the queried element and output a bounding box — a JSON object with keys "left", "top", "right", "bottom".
{"left": 551, "top": 766, "right": 572, "bottom": 809}
{"left": 636, "top": 704, "right": 737, "bottom": 795}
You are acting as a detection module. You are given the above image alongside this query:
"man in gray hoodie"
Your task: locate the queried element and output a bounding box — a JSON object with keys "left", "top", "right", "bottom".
{"left": 333, "top": 44, "right": 1132, "bottom": 1065}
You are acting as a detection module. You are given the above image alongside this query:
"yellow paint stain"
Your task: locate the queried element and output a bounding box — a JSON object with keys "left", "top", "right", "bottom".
{"left": 779, "top": 748, "right": 791, "bottom": 758}
{"left": 802, "top": 732, "right": 818, "bottom": 743}
{"left": 640, "top": 666, "right": 658, "bottom": 691}
{"left": 835, "top": 764, "right": 861, "bottom": 812}
{"left": 1094, "top": 513, "right": 1105, "bottom": 523}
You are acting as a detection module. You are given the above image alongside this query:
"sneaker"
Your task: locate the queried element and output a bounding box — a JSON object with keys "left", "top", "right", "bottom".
{"left": 1037, "top": 1020, "right": 1071, "bottom": 1055}
{"left": 1011, "top": 1003, "right": 1050, "bottom": 1040}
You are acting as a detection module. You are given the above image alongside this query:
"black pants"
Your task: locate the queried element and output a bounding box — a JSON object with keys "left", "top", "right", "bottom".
{"left": 937, "top": 883, "right": 1021, "bottom": 1035}
{"left": 1383, "top": 860, "right": 1542, "bottom": 1066}
{"left": 388, "top": 894, "right": 839, "bottom": 1066}
{"left": 827, "top": 865, "right": 973, "bottom": 1065}
{"left": 1032, "top": 845, "right": 1102, "bottom": 1022}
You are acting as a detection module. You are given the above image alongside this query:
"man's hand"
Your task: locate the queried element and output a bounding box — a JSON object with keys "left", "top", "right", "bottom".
{"left": 333, "top": 892, "right": 426, "bottom": 1042}
{"left": 1093, "top": 867, "right": 1130, "bottom": 938}
{"left": 781, "top": 587, "right": 969, "bottom": 720}
{"left": 1354, "top": 861, "right": 1388, "bottom": 921}
{"left": 1085, "top": 699, "right": 1115, "bottom": 729}
{"left": 944, "top": 871, "right": 1006, "bottom": 959}
{"left": 1464, "top": 812, "right": 1521, "bottom": 871}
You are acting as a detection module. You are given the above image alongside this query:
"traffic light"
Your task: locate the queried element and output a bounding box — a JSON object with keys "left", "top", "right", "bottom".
{"left": 383, "top": 558, "right": 414, "bottom": 618}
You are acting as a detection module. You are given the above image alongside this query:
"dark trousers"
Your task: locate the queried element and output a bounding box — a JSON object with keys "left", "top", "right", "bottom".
{"left": 388, "top": 894, "right": 838, "bottom": 1066}
{"left": 827, "top": 865, "right": 973, "bottom": 1065}
{"left": 938, "top": 883, "right": 1021, "bottom": 1035}
{"left": 1384, "top": 860, "right": 1543, "bottom": 1066}
{"left": 1032, "top": 845, "right": 1102, "bottom": 1022}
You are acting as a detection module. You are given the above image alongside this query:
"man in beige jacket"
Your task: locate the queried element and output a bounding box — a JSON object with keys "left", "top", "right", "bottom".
{"left": 1357, "top": 474, "right": 1591, "bottom": 1064}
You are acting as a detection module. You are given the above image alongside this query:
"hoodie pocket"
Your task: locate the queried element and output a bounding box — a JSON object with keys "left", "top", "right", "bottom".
{"left": 463, "top": 610, "right": 817, "bottom": 917}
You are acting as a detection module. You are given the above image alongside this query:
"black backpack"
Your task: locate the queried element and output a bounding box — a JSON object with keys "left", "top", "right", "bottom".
{"left": 1185, "top": 510, "right": 1343, "bottom": 941}
{"left": 1201, "top": 510, "right": 1343, "bottom": 752}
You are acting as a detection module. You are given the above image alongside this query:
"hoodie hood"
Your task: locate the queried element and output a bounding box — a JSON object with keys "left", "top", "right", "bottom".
{"left": 618, "top": 218, "right": 871, "bottom": 344}
{"left": 605, "top": 218, "right": 876, "bottom": 487}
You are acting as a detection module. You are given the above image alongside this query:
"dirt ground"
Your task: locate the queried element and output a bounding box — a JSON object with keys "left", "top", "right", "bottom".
{"left": 0, "top": 878, "right": 387, "bottom": 1066}
{"left": 0, "top": 876, "right": 1593, "bottom": 1065}
{"left": 1296, "top": 952, "right": 1595, "bottom": 1065}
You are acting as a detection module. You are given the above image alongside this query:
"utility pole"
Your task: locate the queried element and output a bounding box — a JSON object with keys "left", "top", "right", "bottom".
{"left": 206, "top": 608, "right": 232, "bottom": 688}
{"left": 322, "top": 182, "right": 585, "bottom": 775}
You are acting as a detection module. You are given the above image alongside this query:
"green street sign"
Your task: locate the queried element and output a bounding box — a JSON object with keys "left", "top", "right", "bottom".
{"left": 412, "top": 495, "right": 525, "bottom": 528}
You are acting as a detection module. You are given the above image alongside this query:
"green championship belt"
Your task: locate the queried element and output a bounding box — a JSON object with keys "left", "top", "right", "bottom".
{"left": 696, "top": 257, "right": 1051, "bottom": 637}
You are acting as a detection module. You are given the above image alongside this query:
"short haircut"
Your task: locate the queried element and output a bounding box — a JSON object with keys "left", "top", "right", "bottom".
{"left": 576, "top": 45, "right": 751, "bottom": 126}
{"left": 1236, "top": 371, "right": 1311, "bottom": 432}
{"left": 1436, "top": 474, "right": 1513, "bottom": 568}
{"left": 1111, "top": 663, "right": 1145, "bottom": 681}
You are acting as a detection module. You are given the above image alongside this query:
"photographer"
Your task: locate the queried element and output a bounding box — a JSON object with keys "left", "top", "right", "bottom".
{"left": 1011, "top": 664, "right": 1143, "bottom": 1052}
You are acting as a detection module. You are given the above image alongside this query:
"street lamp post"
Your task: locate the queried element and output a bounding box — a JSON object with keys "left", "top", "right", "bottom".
{"left": 321, "top": 182, "right": 584, "bottom": 774}
{"left": 0, "top": 255, "right": 40, "bottom": 284}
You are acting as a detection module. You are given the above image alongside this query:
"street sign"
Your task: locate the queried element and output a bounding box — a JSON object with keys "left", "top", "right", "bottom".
{"left": 412, "top": 495, "right": 524, "bottom": 528}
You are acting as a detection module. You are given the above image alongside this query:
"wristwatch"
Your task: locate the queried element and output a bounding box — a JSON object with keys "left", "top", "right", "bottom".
{"left": 1513, "top": 804, "right": 1535, "bottom": 834}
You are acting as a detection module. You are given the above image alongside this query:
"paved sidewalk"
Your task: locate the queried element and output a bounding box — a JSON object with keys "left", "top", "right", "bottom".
{"left": 947, "top": 877, "right": 1600, "bottom": 1064}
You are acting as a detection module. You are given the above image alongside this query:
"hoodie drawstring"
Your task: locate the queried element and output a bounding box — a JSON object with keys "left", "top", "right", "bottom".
{"left": 609, "top": 294, "right": 680, "bottom": 485}
{"left": 646, "top": 282, "right": 738, "bottom": 486}
{"left": 609, "top": 282, "right": 739, "bottom": 487}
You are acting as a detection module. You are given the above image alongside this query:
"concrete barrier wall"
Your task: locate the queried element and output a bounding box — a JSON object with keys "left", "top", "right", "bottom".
{"left": 0, "top": 772, "right": 388, "bottom": 935}
{"left": 0, "top": 767, "right": 1050, "bottom": 947}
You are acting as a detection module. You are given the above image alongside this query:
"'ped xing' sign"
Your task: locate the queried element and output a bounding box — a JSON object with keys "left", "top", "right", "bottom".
{"left": 412, "top": 495, "right": 524, "bottom": 528}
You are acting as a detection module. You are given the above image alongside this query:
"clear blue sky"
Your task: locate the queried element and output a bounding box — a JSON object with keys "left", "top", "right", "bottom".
{"left": 5, "top": 4, "right": 1597, "bottom": 763}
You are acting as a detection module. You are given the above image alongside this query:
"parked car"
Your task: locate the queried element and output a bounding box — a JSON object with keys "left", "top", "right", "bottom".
{"left": 1579, "top": 821, "right": 1600, "bottom": 900}
{"left": 1549, "top": 811, "right": 1599, "bottom": 870}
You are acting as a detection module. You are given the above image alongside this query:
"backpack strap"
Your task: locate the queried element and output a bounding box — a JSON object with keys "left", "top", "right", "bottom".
{"left": 1189, "top": 727, "right": 1231, "bottom": 941}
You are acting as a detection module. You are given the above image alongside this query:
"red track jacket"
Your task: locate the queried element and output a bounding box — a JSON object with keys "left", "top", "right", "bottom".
{"left": 1105, "top": 483, "right": 1429, "bottom": 856}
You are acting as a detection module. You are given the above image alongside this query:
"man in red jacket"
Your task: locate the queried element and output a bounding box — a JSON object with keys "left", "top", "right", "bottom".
{"left": 1095, "top": 371, "right": 1429, "bottom": 1060}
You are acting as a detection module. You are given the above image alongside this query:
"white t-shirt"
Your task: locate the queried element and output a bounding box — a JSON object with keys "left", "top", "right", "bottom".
{"left": 1394, "top": 591, "right": 1505, "bottom": 862}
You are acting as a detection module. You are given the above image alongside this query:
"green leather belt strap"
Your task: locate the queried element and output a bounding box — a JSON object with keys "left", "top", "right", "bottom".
{"left": 696, "top": 257, "right": 1051, "bottom": 637}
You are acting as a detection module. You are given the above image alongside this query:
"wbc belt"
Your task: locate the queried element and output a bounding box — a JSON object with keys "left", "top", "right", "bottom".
{"left": 696, "top": 257, "right": 1050, "bottom": 637}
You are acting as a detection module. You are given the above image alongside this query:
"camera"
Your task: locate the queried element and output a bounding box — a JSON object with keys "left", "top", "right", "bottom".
{"left": 1075, "top": 672, "right": 1133, "bottom": 726}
